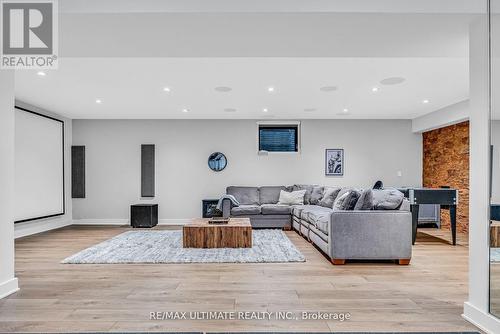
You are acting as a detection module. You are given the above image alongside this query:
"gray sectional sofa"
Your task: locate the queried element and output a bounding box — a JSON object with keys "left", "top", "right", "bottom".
{"left": 221, "top": 185, "right": 412, "bottom": 265}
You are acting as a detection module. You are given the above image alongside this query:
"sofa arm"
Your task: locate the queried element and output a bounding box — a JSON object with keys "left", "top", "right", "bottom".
{"left": 222, "top": 198, "right": 232, "bottom": 218}
{"left": 329, "top": 210, "right": 412, "bottom": 261}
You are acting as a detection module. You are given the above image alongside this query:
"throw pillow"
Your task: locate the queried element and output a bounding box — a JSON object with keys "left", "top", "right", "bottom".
{"left": 332, "top": 192, "right": 350, "bottom": 211}
{"left": 354, "top": 188, "right": 374, "bottom": 210}
{"left": 292, "top": 184, "right": 314, "bottom": 205}
{"left": 318, "top": 186, "right": 341, "bottom": 208}
{"left": 372, "top": 188, "right": 404, "bottom": 210}
{"left": 277, "top": 190, "right": 306, "bottom": 205}
{"left": 333, "top": 190, "right": 361, "bottom": 211}
{"left": 310, "top": 186, "right": 325, "bottom": 205}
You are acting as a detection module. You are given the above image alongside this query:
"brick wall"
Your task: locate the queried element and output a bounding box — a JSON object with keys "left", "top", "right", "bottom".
{"left": 422, "top": 121, "right": 469, "bottom": 233}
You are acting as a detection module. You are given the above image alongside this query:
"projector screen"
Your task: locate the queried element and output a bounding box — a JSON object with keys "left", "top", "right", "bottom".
{"left": 14, "top": 107, "right": 65, "bottom": 223}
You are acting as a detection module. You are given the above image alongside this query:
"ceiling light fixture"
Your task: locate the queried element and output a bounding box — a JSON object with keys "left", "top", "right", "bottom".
{"left": 215, "top": 86, "right": 232, "bottom": 92}
{"left": 163, "top": 87, "right": 171, "bottom": 92}
{"left": 267, "top": 87, "right": 275, "bottom": 93}
{"left": 182, "top": 108, "right": 189, "bottom": 113}
{"left": 304, "top": 108, "right": 317, "bottom": 112}
{"left": 372, "top": 87, "right": 379, "bottom": 92}
{"left": 95, "top": 99, "right": 102, "bottom": 104}
{"left": 37, "top": 71, "right": 46, "bottom": 76}
{"left": 342, "top": 108, "right": 349, "bottom": 113}
{"left": 224, "top": 108, "right": 237, "bottom": 112}
{"left": 262, "top": 108, "right": 268, "bottom": 113}
{"left": 380, "top": 77, "right": 406, "bottom": 85}
{"left": 320, "top": 86, "right": 338, "bottom": 92}
{"left": 422, "top": 99, "right": 429, "bottom": 104}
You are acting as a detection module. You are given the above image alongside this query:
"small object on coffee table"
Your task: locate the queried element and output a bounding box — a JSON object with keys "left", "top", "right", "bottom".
{"left": 183, "top": 218, "right": 252, "bottom": 248}
{"left": 209, "top": 217, "right": 230, "bottom": 224}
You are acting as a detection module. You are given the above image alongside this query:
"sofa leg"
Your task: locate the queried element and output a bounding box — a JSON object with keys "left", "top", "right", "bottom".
{"left": 283, "top": 225, "right": 292, "bottom": 231}
{"left": 398, "top": 258, "right": 411, "bottom": 265}
{"left": 332, "top": 259, "right": 346, "bottom": 265}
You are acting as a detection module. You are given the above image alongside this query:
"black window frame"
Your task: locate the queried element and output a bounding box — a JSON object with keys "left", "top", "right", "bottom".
{"left": 258, "top": 124, "right": 299, "bottom": 153}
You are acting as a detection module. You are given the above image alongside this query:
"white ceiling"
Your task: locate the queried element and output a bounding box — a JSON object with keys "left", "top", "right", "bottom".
{"left": 15, "top": 57, "right": 468, "bottom": 119}
{"left": 14, "top": 2, "right": 475, "bottom": 119}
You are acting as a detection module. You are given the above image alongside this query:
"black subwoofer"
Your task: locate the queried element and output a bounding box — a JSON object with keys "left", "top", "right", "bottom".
{"left": 130, "top": 204, "right": 158, "bottom": 228}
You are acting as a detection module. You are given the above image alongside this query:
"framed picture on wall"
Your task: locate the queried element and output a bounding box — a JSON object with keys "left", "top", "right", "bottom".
{"left": 325, "top": 149, "right": 344, "bottom": 176}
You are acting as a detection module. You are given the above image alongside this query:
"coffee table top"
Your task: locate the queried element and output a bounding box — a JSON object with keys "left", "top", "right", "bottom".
{"left": 187, "top": 217, "right": 251, "bottom": 227}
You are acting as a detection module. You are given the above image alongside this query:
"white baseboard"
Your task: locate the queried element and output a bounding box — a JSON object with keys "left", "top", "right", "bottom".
{"left": 0, "top": 278, "right": 19, "bottom": 299}
{"left": 15, "top": 218, "right": 73, "bottom": 239}
{"left": 72, "top": 219, "right": 189, "bottom": 226}
{"left": 72, "top": 219, "right": 128, "bottom": 225}
{"left": 463, "top": 301, "right": 500, "bottom": 334}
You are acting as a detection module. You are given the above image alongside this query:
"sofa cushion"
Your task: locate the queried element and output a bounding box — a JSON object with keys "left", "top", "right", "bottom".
{"left": 372, "top": 188, "right": 404, "bottom": 210}
{"left": 354, "top": 188, "right": 374, "bottom": 210}
{"left": 278, "top": 190, "right": 306, "bottom": 205}
{"left": 302, "top": 206, "right": 332, "bottom": 235}
{"left": 292, "top": 205, "right": 313, "bottom": 218}
{"left": 231, "top": 205, "right": 261, "bottom": 216}
{"left": 261, "top": 204, "right": 292, "bottom": 215}
{"left": 227, "top": 186, "right": 260, "bottom": 205}
{"left": 292, "top": 184, "right": 315, "bottom": 204}
{"left": 319, "top": 186, "right": 341, "bottom": 208}
{"left": 309, "top": 186, "right": 325, "bottom": 205}
{"left": 259, "top": 186, "right": 287, "bottom": 204}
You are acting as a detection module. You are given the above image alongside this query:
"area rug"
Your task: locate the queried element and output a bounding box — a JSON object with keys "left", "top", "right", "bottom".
{"left": 61, "top": 229, "right": 305, "bottom": 264}
{"left": 491, "top": 248, "right": 500, "bottom": 262}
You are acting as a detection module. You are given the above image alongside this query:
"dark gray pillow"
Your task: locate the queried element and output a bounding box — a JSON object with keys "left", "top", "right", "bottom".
{"left": 319, "top": 186, "right": 341, "bottom": 208}
{"left": 292, "top": 184, "right": 315, "bottom": 205}
{"left": 354, "top": 189, "right": 374, "bottom": 210}
{"left": 372, "top": 188, "right": 404, "bottom": 210}
{"left": 309, "top": 186, "right": 325, "bottom": 205}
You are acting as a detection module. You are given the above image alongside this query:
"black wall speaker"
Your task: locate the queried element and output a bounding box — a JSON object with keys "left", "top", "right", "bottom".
{"left": 71, "top": 146, "right": 85, "bottom": 198}
{"left": 141, "top": 144, "right": 155, "bottom": 197}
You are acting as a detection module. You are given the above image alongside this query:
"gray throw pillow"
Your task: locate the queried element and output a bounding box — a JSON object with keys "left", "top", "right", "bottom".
{"left": 354, "top": 188, "right": 374, "bottom": 210}
{"left": 319, "top": 186, "right": 341, "bottom": 208}
{"left": 333, "top": 190, "right": 361, "bottom": 210}
{"left": 372, "top": 188, "right": 404, "bottom": 210}
{"left": 333, "top": 192, "right": 350, "bottom": 211}
{"left": 310, "top": 186, "right": 325, "bottom": 205}
{"left": 292, "top": 184, "right": 315, "bottom": 205}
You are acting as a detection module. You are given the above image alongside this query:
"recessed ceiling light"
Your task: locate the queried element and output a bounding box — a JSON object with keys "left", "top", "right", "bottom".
{"left": 182, "top": 108, "right": 189, "bottom": 113}
{"left": 37, "top": 71, "right": 46, "bottom": 76}
{"left": 320, "top": 86, "right": 338, "bottom": 92}
{"left": 342, "top": 108, "right": 349, "bottom": 113}
{"left": 163, "top": 87, "right": 171, "bottom": 92}
{"left": 215, "top": 86, "right": 232, "bottom": 92}
{"left": 262, "top": 108, "right": 268, "bottom": 113}
{"left": 95, "top": 99, "right": 102, "bottom": 104}
{"left": 304, "top": 108, "right": 317, "bottom": 112}
{"left": 224, "top": 108, "right": 236, "bottom": 112}
{"left": 422, "top": 99, "right": 429, "bottom": 104}
{"left": 267, "top": 87, "right": 275, "bottom": 93}
{"left": 380, "top": 77, "right": 406, "bottom": 85}
{"left": 372, "top": 87, "right": 379, "bottom": 92}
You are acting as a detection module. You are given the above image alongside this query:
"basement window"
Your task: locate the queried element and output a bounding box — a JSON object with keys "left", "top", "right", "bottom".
{"left": 258, "top": 122, "right": 300, "bottom": 153}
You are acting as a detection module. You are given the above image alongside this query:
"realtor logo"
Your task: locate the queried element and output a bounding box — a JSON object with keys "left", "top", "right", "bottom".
{"left": 1, "top": 0, "right": 58, "bottom": 69}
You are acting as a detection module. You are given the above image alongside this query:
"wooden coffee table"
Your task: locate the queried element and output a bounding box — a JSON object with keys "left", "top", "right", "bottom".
{"left": 183, "top": 218, "right": 252, "bottom": 248}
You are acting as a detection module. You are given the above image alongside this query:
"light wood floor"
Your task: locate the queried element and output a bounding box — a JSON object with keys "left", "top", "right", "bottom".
{"left": 0, "top": 225, "right": 479, "bottom": 332}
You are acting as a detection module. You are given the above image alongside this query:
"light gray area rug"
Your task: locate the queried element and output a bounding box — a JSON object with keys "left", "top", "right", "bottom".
{"left": 491, "top": 248, "right": 500, "bottom": 262}
{"left": 61, "top": 229, "right": 305, "bottom": 264}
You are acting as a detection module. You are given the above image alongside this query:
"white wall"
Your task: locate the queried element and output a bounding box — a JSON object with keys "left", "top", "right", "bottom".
{"left": 0, "top": 70, "right": 18, "bottom": 299}
{"left": 14, "top": 101, "right": 73, "bottom": 239}
{"left": 412, "top": 100, "right": 470, "bottom": 133}
{"left": 72, "top": 119, "right": 421, "bottom": 223}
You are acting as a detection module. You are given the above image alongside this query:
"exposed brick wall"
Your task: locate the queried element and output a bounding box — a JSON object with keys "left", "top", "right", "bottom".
{"left": 422, "top": 121, "right": 469, "bottom": 233}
